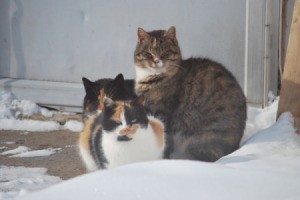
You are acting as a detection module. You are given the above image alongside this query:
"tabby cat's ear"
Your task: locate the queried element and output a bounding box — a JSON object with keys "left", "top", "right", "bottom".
{"left": 164, "top": 26, "right": 176, "bottom": 40}
{"left": 137, "top": 28, "right": 149, "bottom": 44}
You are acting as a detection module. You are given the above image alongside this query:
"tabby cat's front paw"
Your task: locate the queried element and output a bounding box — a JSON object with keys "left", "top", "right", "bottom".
{"left": 139, "top": 74, "right": 164, "bottom": 84}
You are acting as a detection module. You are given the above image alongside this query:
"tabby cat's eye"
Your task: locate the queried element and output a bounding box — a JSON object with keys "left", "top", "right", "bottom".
{"left": 143, "top": 52, "right": 153, "bottom": 59}
{"left": 161, "top": 52, "right": 171, "bottom": 58}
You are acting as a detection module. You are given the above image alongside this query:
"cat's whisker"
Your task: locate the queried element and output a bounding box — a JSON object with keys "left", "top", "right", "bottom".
{"left": 92, "top": 87, "right": 100, "bottom": 97}
{"left": 109, "top": 86, "right": 118, "bottom": 99}
{"left": 172, "top": 64, "right": 185, "bottom": 72}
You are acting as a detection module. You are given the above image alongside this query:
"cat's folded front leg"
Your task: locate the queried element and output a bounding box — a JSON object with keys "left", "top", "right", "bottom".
{"left": 139, "top": 74, "right": 165, "bottom": 84}
{"left": 137, "top": 74, "right": 165, "bottom": 93}
{"left": 137, "top": 83, "right": 150, "bottom": 93}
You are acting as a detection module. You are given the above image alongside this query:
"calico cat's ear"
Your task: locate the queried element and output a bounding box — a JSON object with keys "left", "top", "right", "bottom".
{"left": 82, "top": 77, "right": 99, "bottom": 100}
{"left": 164, "top": 26, "right": 176, "bottom": 40}
{"left": 137, "top": 28, "right": 149, "bottom": 44}
{"left": 113, "top": 74, "right": 125, "bottom": 88}
{"left": 82, "top": 77, "right": 94, "bottom": 93}
{"left": 136, "top": 95, "right": 145, "bottom": 106}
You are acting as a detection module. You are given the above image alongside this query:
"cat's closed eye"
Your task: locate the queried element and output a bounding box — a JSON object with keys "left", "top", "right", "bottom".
{"left": 161, "top": 52, "right": 171, "bottom": 59}
{"left": 116, "top": 121, "right": 123, "bottom": 126}
{"left": 143, "top": 52, "right": 153, "bottom": 59}
{"left": 136, "top": 52, "right": 152, "bottom": 61}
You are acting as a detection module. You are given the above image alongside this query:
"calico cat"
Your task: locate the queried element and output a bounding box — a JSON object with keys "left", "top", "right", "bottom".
{"left": 82, "top": 74, "right": 136, "bottom": 121}
{"left": 79, "top": 89, "right": 165, "bottom": 171}
{"left": 134, "top": 26, "right": 247, "bottom": 161}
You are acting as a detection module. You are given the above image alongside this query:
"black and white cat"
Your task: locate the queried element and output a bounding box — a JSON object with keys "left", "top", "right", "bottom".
{"left": 79, "top": 80, "right": 165, "bottom": 171}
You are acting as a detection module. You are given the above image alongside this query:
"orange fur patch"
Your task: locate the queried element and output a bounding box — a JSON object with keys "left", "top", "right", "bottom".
{"left": 110, "top": 102, "right": 132, "bottom": 121}
{"left": 98, "top": 89, "right": 105, "bottom": 111}
{"left": 98, "top": 102, "right": 104, "bottom": 111}
{"left": 110, "top": 103, "right": 124, "bottom": 122}
{"left": 79, "top": 116, "right": 96, "bottom": 152}
{"left": 149, "top": 119, "right": 165, "bottom": 147}
{"left": 119, "top": 124, "right": 139, "bottom": 138}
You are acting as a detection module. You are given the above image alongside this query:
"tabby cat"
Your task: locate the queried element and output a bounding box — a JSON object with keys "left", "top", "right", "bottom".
{"left": 79, "top": 84, "right": 165, "bottom": 171}
{"left": 82, "top": 74, "right": 136, "bottom": 121}
{"left": 134, "top": 26, "right": 247, "bottom": 161}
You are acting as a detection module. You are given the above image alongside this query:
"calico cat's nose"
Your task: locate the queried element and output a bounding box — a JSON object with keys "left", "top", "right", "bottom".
{"left": 119, "top": 124, "right": 139, "bottom": 136}
{"left": 121, "top": 127, "right": 131, "bottom": 133}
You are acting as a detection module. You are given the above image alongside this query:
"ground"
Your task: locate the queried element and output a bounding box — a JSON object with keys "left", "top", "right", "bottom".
{"left": 0, "top": 130, "right": 85, "bottom": 180}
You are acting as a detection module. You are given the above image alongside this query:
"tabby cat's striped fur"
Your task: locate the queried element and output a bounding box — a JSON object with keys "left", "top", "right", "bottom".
{"left": 134, "top": 26, "right": 247, "bottom": 161}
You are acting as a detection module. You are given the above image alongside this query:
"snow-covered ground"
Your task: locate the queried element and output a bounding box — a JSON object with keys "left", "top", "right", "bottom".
{"left": 1, "top": 90, "right": 300, "bottom": 200}
{"left": 0, "top": 166, "right": 61, "bottom": 199}
{"left": 1, "top": 146, "right": 62, "bottom": 158}
{"left": 0, "top": 91, "right": 83, "bottom": 132}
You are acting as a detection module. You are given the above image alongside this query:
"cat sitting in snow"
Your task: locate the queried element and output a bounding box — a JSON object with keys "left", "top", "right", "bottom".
{"left": 79, "top": 75, "right": 165, "bottom": 171}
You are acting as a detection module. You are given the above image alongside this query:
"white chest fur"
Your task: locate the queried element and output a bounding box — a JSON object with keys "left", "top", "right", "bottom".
{"left": 102, "top": 125, "right": 164, "bottom": 169}
{"left": 135, "top": 65, "right": 156, "bottom": 83}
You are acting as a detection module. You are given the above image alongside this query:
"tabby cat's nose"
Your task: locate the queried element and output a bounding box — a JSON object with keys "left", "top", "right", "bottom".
{"left": 153, "top": 58, "right": 160, "bottom": 64}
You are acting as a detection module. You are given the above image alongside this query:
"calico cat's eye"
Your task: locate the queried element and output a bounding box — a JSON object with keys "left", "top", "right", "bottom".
{"left": 131, "top": 119, "right": 137, "bottom": 124}
{"left": 127, "top": 119, "right": 137, "bottom": 126}
{"left": 116, "top": 121, "right": 123, "bottom": 126}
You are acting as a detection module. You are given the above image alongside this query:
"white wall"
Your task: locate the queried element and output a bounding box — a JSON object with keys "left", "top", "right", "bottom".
{"left": 0, "top": 0, "right": 279, "bottom": 111}
{"left": 1, "top": 0, "right": 246, "bottom": 82}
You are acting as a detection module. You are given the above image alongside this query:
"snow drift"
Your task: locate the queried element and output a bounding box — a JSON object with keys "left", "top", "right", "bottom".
{"left": 15, "top": 112, "right": 300, "bottom": 200}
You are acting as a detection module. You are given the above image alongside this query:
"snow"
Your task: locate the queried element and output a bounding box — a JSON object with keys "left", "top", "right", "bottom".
{"left": 0, "top": 91, "right": 83, "bottom": 132}
{"left": 0, "top": 166, "right": 61, "bottom": 199}
{"left": 0, "top": 91, "right": 53, "bottom": 119}
{"left": 1, "top": 146, "right": 61, "bottom": 158}
{"left": 0, "top": 146, "right": 8, "bottom": 150}
{"left": 0, "top": 119, "right": 61, "bottom": 132}
{"left": 63, "top": 120, "right": 83, "bottom": 132}
{"left": 241, "top": 96, "right": 279, "bottom": 144}
{"left": 1, "top": 146, "right": 31, "bottom": 156}
{"left": 9, "top": 148, "right": 61, "bottom": 158}
{"left": 1, "top": 91, "right": 300, "bottom": 200}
